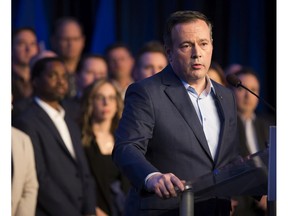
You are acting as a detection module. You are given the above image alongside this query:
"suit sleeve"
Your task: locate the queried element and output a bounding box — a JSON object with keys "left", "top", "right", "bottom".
{"left": 14, "top": 119, "right": 85, "bottom": 216}
{"left": 112, "top": 82, "right": 159, "bottom": 191}
{"left": 14, "top": 132, "right": 39, "bottom": 216}
{"left": 75, "top": 142, "right": 97, "bottom": 214}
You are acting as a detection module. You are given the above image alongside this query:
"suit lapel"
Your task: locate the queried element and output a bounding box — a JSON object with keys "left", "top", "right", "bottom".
{"left": 212, "top": 84, "right": 237, "bottom": 165}
{"left": 162, "top": 66, "right": 213, "bottom": 160}
{"left": 34, "top": 103, "right": 78, "bottom": 163}
{"left": 65, "top": 116, "right": 81, "bottom": 162}
{"left": 209, "top": 85, "right": 227, "bottom": 163}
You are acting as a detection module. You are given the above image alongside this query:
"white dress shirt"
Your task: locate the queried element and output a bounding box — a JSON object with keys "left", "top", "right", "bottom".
{"left": 240, "top": 115, "right": 259, "bottom": 154}
{"left": 35, "top": 97, "right": 76, "bottom": 158}
{"left": 183, "top": 77, "right": 221, "bottom": 160}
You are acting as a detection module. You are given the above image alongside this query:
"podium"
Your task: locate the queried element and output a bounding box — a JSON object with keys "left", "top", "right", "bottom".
{"left": 179, "top": 149, "right": 270, "bottom": 216}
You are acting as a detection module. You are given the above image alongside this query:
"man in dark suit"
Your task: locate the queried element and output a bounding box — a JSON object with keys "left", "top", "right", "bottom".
{"left": 231, "top": 67, "right": 273, "bottom": 157}
{"left": 14, "top": 57, "right": 96, "bottom": 216}
{"left": 112, "top": 11, "right": 239, "bottom": 216}
{"left": 230, "top": 67, "right": 273, "bottom": 216}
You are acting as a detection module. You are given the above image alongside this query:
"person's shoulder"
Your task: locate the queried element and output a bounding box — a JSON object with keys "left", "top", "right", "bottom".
{"left": 13, "top": 102, "right": 41, "bottom": 129}
{"left": 257, "top": 111, "right": 276, "bottom": 126}
{"left": 12, "top": 127, "right": 28, "bottom": 137}
{"left": 212, "top": 80, "right": 231, "bottom": 92}
{"left": 212, "top": 80, "right": 235, "bottom": 101}
{"left": 12, "top": 127, "right": 32, "bottom": 147}
{"left": 18, "top": 102, "right": 39, "bottom": 119}
{"left": 127, "top": 73, "right": 159, "bottom": 91}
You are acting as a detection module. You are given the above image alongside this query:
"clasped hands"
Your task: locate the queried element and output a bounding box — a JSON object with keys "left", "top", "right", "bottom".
{"left": 146, "top": 173, "right": 185, "bottom": 199}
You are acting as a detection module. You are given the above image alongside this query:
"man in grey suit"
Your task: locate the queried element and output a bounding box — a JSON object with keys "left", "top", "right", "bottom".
{"left": 14, "top": 57, "right": 96, "bottom": 216}
{"left": 112, "top": 11, "right": 239, "bottom": 216}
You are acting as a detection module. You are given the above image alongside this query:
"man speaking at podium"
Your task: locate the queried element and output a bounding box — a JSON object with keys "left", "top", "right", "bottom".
{"left": 113, "top": 10, "right": 239, "bottom": 216}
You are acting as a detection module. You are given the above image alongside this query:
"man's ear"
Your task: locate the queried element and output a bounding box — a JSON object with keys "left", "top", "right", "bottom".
{"left": 165, "top": 45, "right": 172, "bottom": 63}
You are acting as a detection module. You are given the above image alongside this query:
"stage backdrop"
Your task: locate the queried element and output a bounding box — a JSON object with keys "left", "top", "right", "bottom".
{"left": 12, "top": 0, "right": 276, "bottom": 115}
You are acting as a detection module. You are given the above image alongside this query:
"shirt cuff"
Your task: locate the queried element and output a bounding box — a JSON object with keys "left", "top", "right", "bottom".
{"left": 144, "top": 172, "right": 161, "bottom": 190}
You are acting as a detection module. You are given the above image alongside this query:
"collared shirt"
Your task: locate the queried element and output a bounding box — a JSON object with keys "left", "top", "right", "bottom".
{"left": 35, "top": 97, "right": 76, "bottom": 158}
{"left": 145, "top": 77, "right": 221, "bottom": 188}
{"left": 239, "top": 114, "right": 259, "bottom": 154}
{"left": 182, "top": 77, "right": 221, "bottom": 160}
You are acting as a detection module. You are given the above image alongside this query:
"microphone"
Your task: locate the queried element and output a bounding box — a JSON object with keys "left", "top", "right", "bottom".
{"left": 226, "top": 74, "right": 276, "bottom": 113}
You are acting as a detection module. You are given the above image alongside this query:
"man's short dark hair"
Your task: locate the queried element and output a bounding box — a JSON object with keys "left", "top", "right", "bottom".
{"left": 76, "top": 54, "right": 107, "bottom": 74}
{"left": 137, "top": 40, "right": 166, "bottom": 57}
{"left": 12, "top": 27, "right": 37, "bottom": 43}
{"left": 104, "top": 42, "right": 133, "bottom": 57}
{"left": 53, "top": 16, "right": 84, "bottom": 38}
{"left": 234, "top": 67, "right": 260, "bottom": 81}
{"left": 163, "top": 10, "right": 213, "bottom": 47}
{"left": 31, "top": 57, "right": 64, "bottom": 80}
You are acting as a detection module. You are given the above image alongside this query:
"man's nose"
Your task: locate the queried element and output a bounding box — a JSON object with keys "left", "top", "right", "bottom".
{"left": 191, "top": 45, "right": 201, "bottom": 59}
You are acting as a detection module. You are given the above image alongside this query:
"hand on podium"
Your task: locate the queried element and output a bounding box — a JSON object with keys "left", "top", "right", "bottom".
{"left": 146, "top": 172, "right": 185, "bottom": 199}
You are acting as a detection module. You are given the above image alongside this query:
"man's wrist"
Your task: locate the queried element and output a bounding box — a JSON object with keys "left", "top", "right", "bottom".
{"left": 144, "top": 172, "right": 161, "bottom": 191}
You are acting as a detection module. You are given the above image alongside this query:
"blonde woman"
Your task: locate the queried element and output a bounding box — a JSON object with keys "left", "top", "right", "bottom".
{"left": 81, "top": 79, "right": 130, "bottom": 216}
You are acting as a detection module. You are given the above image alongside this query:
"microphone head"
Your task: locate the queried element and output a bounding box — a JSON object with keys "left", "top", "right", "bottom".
{"left": 226, "top": 74, "right": 242, "bottom": 87}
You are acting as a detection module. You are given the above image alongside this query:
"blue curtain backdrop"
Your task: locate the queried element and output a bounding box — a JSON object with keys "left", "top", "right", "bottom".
{"left": 11, "top": 0, "right": 276, "bottom": 114}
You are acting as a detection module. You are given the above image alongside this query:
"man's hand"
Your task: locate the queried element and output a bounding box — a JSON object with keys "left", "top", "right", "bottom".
{"left": 146, "top": 173, "right": 185, "bottom": 199}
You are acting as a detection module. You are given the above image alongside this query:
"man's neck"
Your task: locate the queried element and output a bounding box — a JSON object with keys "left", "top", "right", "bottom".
{"left": 115, "top": 77, "right": 133, "bottom": 89}
{"left": 12, "top": 64, "right": 30, "bottom": 81}
{"left": 64, "top": 58, "right": 80, "bottom": 74}
{"left": 239, "top": 112, "right": 255, "bottom": 121}
{"left": 37, "top": 97, "right": 62, "bottom": 112}
{"left": 187, "top": 77, "right": 207, "bottom": 96}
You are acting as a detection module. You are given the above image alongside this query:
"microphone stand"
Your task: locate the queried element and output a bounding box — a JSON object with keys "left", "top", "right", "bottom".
{"left": 239, "top": 84, "right": 276, "bottom": 113}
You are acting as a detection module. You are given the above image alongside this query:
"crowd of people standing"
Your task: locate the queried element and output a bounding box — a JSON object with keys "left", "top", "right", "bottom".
{"left": 11, "top": 11, "right": 274, "bottom": 216}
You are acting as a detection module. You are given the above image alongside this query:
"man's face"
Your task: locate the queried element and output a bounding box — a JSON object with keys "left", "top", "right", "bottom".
{"left": 35, "top": 61, "right": 69, "bottom": 101}
{"left": 55, "top": 22, "right": 85, "bottom": 60}
{"left": 13, "top": 30, "right": 38, "bottom": 66}
{"left": 137, "top": 52, "right": 168, "bottom": 80}
{"left": 166, "top": 20, "right": 213, "bottom": 84}
{"left": 79, "top": 57, "right": 108, "bottom": 88}
{"left": 107, "top": 47, "right": 134, "bottom": 79}
{"left": 234, "top": 74, "right": 260, "bottom": 115}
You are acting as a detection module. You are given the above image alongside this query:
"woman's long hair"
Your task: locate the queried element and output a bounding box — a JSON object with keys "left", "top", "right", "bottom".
{"left": 80, "top": 78, "right": 123, "bottom": 146}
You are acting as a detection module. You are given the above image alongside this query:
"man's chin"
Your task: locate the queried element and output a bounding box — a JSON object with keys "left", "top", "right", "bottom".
{"left": 52, "top": 94, "right": 66, "bottom": 101}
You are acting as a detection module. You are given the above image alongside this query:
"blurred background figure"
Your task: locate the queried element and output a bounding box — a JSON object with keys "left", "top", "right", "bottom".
{"left": 80, "top": 79, "right": 130, "bottom": 216}
{"left": 12, "top": 127, "right": 38, "bottom": 216}
{"left": 30, "top": 50, "right": 57, "bottom": 69}
{"left": 105, "top": 43, "right": 135, "bottom": 98}
{"left": 13, "top": 57, "right": 96, "bottom": 215}
{"left": 12, "top": 27, "right": 39, "bottom": 102}
{"left": 224, "top": 63, "right": 243, "bottom": 75}
{"left": 208, "top": 61, "right": 227, "bottom": 86}
{"left": 232, "top": 67, "right": 273, "bottom": 157}
{"left": 229, "top": 67, "right": 275, "bottom": 216}
{"left": 133, "top": 40, "right": 168, "bottom": 81}
{"left": 76, "top": 54, "right": 108, "bottom": 99}
{"left": 51, "top": 17, "right": 86, "bottom": 98}
{"left": 12, "top": 50, "right": 58, "bottom": 124}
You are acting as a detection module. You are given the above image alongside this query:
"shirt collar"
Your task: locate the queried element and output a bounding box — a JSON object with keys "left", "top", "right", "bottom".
{"left": 34, "top": 97, "right": 65, "bottom": 119}
{"left": 181, "top": 75, "right": 216, "bottom": 96}
{"left": 239, "top": 113, "right": 256, "bottom": 122}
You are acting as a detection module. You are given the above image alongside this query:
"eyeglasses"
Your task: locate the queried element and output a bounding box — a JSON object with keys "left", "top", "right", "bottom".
{"left": 93, "top": 94, "right": 117, "bottom": 103}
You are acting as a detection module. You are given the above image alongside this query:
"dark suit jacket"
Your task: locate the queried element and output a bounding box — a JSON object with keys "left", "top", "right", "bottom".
{"left": 237, "top": 115, "right": 269, "bottom": 157}
{"left": 112, "top": 65, "right": 239, "bottom": 215}
{"left": 14, "top": 101, "right": 96, "bottom": 216}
